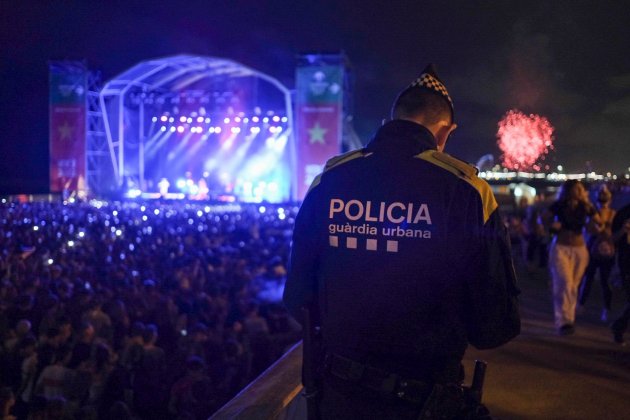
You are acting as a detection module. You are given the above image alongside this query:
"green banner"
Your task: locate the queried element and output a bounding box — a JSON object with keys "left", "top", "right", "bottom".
{"left": 50, "top": 68, "right": 87, "bottom": 105}
{"left": 296, "top": 66, "right": 344, "bottom": 105}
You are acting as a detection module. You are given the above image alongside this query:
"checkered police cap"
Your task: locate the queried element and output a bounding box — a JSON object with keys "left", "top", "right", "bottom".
{"left": 406, "top": 64, "right": 454, "bottom": 121}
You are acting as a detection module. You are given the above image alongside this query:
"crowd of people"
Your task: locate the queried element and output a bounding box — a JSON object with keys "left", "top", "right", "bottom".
{"left": 0, "top": 199, "right": 300, "bottom": 419}
{"left": 1, "top": 178, "right": 629, "bottom": 419}
{"left": 505, "top": 179, "right": 630, "bottom": 339}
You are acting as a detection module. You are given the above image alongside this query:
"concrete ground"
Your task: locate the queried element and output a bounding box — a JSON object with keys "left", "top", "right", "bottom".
{"left": 463, "top": 260, "right": 630, "bottom": 420}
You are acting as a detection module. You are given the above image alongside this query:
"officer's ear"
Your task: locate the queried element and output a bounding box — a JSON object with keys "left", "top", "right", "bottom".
{"left": 435, "top": 123, "right": 457, "bottom": 152}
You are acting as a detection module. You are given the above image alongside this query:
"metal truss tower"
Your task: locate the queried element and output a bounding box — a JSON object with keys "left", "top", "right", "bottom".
{"left": 86, "top": 71, "right": 116, "bottom": 195}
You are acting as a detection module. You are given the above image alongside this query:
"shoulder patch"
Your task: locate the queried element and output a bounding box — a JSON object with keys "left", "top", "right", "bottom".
{"left": 431, "top": 151, "right": 479, "bottom": 179}
{"left": 418, "top": 150, "right": 497, "bottom": 223}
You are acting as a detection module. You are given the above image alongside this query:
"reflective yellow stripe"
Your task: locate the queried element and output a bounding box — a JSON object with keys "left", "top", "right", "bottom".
{"left": 417, "top": 150, "right": 497, "bottom": 223}
{"left": 306, "top": 149, "right": 366, "bottom": 195}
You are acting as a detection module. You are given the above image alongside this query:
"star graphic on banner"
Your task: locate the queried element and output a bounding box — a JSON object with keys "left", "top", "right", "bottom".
{"left": 308, "top": 122, "right": 327, "bottom": 145}
{"left": 58, "top": 121, "right": 74, "bottom": 141}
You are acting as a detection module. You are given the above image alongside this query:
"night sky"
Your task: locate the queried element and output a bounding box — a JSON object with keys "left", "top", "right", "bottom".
{"left": 1, "top": 0, "right": 629, "bottom": 193}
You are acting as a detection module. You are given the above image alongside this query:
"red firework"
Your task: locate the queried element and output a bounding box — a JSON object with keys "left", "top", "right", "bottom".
{"left": 497, "top": 109, "right": 554, "bottom": 171}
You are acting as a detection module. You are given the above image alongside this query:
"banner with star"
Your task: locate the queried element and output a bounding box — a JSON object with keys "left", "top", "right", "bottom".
{"left": 49, "top": 62, "right": 87, "bottom": 193}
{"left": 295, "top": 65, "right": 344, "bottom": 199}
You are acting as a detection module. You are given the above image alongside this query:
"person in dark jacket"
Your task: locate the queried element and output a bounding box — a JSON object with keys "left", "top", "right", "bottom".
{"left": 283, "top": 64, "right": 520, "bottom": 419}
{"left": 610, "top": 203, "right": 630, "bottom": 345}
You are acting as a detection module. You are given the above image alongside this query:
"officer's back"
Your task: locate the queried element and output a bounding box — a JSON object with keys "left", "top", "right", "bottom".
{"left": 284, "top": 65, "right": 520, "bottom": 419}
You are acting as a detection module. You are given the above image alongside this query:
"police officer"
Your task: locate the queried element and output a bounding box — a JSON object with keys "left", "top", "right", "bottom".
{"left": 283, "top": 64, "right": 520, "bottom": 419}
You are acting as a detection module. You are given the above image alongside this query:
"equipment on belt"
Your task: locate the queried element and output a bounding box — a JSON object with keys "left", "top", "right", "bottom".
{"left": 325, "top": 353, "right": 491, "bottom": 419}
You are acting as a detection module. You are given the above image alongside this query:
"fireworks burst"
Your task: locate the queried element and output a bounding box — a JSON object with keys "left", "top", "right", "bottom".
{"left": 497, "top": 109, "right": 554, "bottom": 171}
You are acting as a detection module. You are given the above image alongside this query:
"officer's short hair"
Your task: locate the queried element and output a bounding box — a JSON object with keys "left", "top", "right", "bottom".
{"left": 391, "top": 88, "right": 452, "bottom": 125}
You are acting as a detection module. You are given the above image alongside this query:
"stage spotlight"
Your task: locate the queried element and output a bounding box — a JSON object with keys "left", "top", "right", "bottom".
{"left": 281, "top": 116, "right": 288, "bottom": 122}
{"left": 197, "top": 116, "right": 204, "bottom": 123}
{"left": 152, "top": 117, "right": 158, "bottom": 122}
{"left": 235, "top": 117, "right": 241, "bottom": 122}
{"left": 243, "top": 118, "right": 249, "bottom": 123}
{"left": 205, "top": 118, "right": 211, "bottom": 123}
{"left": 187, "top": 117, "right": 193, "bottom": 123}
{"left": 272, "top": 116, "right": 280, "bottom": 122}
{"left": 170, "top": 127, "right": 176, "bottom": 132}
{"left": 161, "top": 126, "right": 167, "bottom": 131}
{"left": 125, "top": 189, "right": 142, "bottom": 198}
{"left": 176, "top": 179, "right": 186, "bottom": 189}
{"left": 179, "top": 116, "right": 186, "bottom": 122}
{"left": 215, "top": 127, "right": 222, "bottom": 133}
{"left": 252, "top": 116, "right": 260, "bottom": 123}
{"left": 169, "top": 117, "right": 175, "bottom": 122}
{"left": 263, "top": 117, "right": 269, "bottom": 123}
{"left": 195, "top": 126, "right": 203, "bottom": 133}
{"left": 250, "top": 127, "right": 261, "bottom": 133}
{"left": 231, "top": 127, "right": 241, "bottom": 134}
{"left": 177, "top": 126, "right": 185, "bottom": 133}
{"left": 224, "top": 117, "right": 230, "bottom": 124}
{"left": 209, "top": 127, "right": 215, "bottom": 133}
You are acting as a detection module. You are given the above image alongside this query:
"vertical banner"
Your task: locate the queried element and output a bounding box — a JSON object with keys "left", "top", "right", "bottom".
{"left": 49, "top": 62, "right": 87, "bottom": 193}
{"left": 295, "top": 64, "right": 344, "bottom": 200}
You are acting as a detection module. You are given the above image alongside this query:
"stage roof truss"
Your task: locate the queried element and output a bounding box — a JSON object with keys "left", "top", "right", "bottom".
{"left": 97, "top": 54, "right": 293, "bottom": 196}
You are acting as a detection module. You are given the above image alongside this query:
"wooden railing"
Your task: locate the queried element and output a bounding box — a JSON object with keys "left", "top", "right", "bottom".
{"left": 210, "top": 341, "right": 306, "bottom": 420}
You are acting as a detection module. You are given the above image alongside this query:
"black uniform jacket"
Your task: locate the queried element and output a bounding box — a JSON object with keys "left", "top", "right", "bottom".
{"left": 284, "top": 120, "right": 520, "bottom": 382}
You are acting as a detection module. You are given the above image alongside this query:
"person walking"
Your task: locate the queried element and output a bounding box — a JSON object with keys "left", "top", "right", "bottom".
{"left": 578, "top": 185, "right": 616, "bottom": 321}
{"left": 548, "top": 180, "right": 597, "bottom": 335}
{"left": 283, "top": 64, "right": 520, "bottom": 419}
